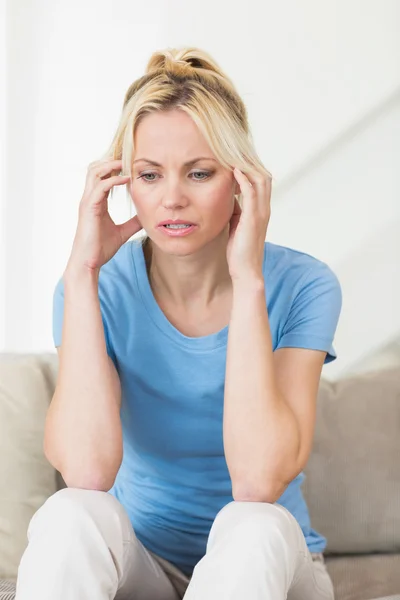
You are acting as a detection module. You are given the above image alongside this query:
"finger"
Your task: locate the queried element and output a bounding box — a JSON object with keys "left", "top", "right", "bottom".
{"left": 245, "top": 167, "right": 272, "bottom": 201}
{"left": 234, "top": 167, "right": 255, "bottom": 192}
{"left": 82, "top": 175, "right": 131, "bottom": 208}
{"left": 88, "top": 158, "right": 122, "bottom": 173}
{"left": 234, "top": 167, "right": 271, "bottom": 217}
{"left": 94, "top": 161, "right": 125, "bottom": 180}
{"left": 233, "top": 168, "right": 257, "bottom": 215}
{"left": 118, "top": 215, "right": 143, "bottom": 244}
{"left": 85, "top": 160, "right": 125, "bottom": 195}
{"left": 86, "top": 161, "right": 125, "bottom": 197}
{"left": 88, "top": 157, "right": 114, "bottom": 169}
{"left": 254, "top": 173, "right": 272, "bottom": 219}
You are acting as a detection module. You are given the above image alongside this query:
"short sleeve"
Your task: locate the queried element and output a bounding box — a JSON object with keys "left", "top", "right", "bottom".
{"left": 52, "top": 276, "right": 116, "bottom": 365}
{"left": 275, "top": 262, "right": 342, "bottom": 364}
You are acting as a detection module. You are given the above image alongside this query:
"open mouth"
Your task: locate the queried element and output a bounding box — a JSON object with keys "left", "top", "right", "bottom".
{"left": 163, "top": 224, "right": 193, "bottom": 229}
{"left": 158, "top": 223, "right": 197, "bottom": 236}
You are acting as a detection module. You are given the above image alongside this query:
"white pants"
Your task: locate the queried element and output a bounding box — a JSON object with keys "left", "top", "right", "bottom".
{"left": 15, "top": 488, "right": 335, "bottom": 600}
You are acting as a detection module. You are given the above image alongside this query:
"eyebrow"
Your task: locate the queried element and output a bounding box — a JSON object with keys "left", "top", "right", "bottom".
{"left": 133, "top": 157, "right": 218, "bottom": 167}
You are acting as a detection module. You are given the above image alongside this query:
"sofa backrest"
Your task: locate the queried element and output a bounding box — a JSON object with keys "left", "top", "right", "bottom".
{"left": 0, "top": 354, "right": 60, "bottom": 578}
{"left": 303, "top": 366, "right": 400, "bottom": 555}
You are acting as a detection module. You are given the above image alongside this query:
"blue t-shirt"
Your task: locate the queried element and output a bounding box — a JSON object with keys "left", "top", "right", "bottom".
{"left": 53, "top": 239, "right": 342, "bottom": 576}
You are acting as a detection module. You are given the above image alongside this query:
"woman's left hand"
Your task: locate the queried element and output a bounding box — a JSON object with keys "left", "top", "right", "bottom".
{"left": 227, "top": 167, "right": 272, "bottom": 283}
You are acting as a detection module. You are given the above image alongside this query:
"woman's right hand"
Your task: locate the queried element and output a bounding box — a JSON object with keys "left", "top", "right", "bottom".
{"left": 67, "top": 158, "right": 143, "bottom": 274}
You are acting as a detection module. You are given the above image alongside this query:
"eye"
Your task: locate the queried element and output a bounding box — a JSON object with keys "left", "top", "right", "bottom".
{"left": 138, "top": 172, "right": 158, "bottom": 182}
{"left": 191, "top": 170, "right": 212, "bottom": 180}
{"left": 137, "top": 171, "right": 212, "bottom": 183}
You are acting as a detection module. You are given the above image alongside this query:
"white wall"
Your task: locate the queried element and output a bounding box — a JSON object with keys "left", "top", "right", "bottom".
{"left": 2, "top": 0, "right": 400, "bottom": 380}
{"left": 4, "top": 0, "right": 169, "bottom": 351}
{"left": 0, "top": 0, "right": 6, "bottom": 349}
{"left": 268, "top": 92, "right": 400, "bottom": 378}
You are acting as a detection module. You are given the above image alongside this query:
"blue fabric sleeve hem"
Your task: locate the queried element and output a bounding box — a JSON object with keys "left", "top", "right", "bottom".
{"left": 52, "top": 276, "right": 117, "bottom": 367}
{"left": 275, "top": 333, "right": 337, "bottom": 364}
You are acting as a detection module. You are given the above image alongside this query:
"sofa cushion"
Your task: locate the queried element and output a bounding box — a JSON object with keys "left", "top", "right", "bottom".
{"left": 325, "top": 553, "right": 400, "bottom": 600}
{"left": 303, "top": 367, "right": 400, "bottom": 554}
{"left": 0, "top": 579, "right": 17, "bottom": 600}
{"left": 0, "top": 354, "right": 59, "bottom": 579}
{"left": 1, "top": 561, "right": 399, "bottom": 600}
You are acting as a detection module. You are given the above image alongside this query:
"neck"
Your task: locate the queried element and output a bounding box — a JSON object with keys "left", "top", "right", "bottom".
{"left": 143, "top": 231, "right": 232, "bottom": 308}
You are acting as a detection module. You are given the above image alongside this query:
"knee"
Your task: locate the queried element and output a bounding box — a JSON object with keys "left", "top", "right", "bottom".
{"left": 27, "top": 488, "right": 128, "bottom": 541}
{"left": 214, "top": 500, "right": 293, "bottom": 530}
{"left": 207, "top": 501, "right": 298, "bottom": 550}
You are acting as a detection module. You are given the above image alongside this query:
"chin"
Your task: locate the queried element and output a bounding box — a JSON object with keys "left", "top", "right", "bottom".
{"left": 158, "top": 240, "right": 204, "bottom": 257}
{"left": 149, "top": 229, "right": 214, "bottom": 257}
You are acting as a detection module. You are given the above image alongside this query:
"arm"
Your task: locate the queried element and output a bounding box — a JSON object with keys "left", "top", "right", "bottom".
{"left": 225, "top": 167, "right": 341, "bottom": 504}
{"left": 224, "top": 277, "right": 326, "bottom": 503}
{"left": 44, "top": 266, "right": 122, "bottom": 491}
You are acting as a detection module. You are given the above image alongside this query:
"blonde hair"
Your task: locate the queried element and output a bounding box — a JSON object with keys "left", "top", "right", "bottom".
{"left": 103, "top": 46, "right": 273, "bottom": 218}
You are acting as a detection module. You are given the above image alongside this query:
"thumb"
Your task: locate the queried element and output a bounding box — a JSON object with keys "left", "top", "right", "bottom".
{"left": 118, "top": 215, "right": 143, "bottom": 243}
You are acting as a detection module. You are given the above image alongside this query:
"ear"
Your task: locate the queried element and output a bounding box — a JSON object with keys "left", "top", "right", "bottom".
{"left": 231, "top": 168, "right": 241, "bottom": 196}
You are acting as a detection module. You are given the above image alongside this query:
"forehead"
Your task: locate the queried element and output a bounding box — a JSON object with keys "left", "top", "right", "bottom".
{"left": 134, "top": 110, "right": 211, "bottom": 156}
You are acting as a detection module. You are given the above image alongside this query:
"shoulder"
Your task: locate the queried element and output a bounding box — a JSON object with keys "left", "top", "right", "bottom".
{"left": 267, "top": 243, "right": 342, "bottom": 361}
{"left": 99, "top": 240, "right": 136, "bottom": 282}
{"left": 264, "top": 241, "right": 342, "bottom": 297}
{"left": 95, "top": 240, "right": 145, "bottom": 314}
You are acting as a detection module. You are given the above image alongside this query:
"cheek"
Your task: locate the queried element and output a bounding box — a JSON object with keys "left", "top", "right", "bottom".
{"left": 129, "top": 183, "right": 150, "bottom": 216}
{"left": 205, "top": 181, "right": 235, "bottom": 222}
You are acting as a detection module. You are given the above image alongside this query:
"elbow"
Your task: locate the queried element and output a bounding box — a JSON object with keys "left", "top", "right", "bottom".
{"left": 232, "top": 480, "right": 289, "bottom": 504}
{"left": 44, "top": 441, "right": 121, "bottom": 493}
{"left": 61, "top": 468, "right": 117, "bottom": 492}
{"left": 231, "top": 451, "right": 305, "bottom": 504}
{"left": 44, "top": 447, "right": 119, "bottom": 492}
{"left": 60, "top": 454, "right": 122, "bottom": 491}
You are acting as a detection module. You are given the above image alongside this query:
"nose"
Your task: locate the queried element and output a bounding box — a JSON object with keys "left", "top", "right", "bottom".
{"left": 161, "top": 177, "right": 189, "bottom": 210}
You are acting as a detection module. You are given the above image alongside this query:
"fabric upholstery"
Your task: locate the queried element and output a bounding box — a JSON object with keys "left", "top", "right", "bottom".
{"left": 303, "top": 367, "right": 400, "bottom": 554}
{"left": 0, "top": 354, "right": 58, "bottom": 579}
{"left": 0, "top": 579, "right": 16, "bottom": 600}
{"left": 325, "top": 554, "right": 400, "bottom": 600}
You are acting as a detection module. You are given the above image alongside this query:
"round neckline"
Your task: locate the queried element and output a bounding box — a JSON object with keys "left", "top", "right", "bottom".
{"left": 130, "top": 239, "right": 268, "bottom": 352}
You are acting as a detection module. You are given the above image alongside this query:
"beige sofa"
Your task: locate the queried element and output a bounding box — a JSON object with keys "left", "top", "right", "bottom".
{"left": 0, "top": 353, "right": 399, "bottom": 600}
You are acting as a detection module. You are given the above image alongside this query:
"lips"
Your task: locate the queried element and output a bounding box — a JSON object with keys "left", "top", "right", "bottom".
{"left": 157, "top": 222, "right": 198, "bottom": 237}
{"left": 158, "top": 220, "right": 195, "bottom": 226}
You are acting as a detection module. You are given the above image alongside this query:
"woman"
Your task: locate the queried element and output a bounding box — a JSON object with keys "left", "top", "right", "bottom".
{"left": 16, "top": 47, "right": 342, "bottom": 599}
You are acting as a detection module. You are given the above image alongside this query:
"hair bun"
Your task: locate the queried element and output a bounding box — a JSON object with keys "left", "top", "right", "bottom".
{"left": 145, "top": 47, "right": 227, "bottom": 80}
